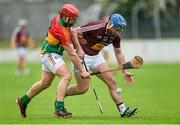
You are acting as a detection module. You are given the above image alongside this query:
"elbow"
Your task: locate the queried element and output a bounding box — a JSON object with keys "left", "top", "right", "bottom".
{"left": 71, "top": 29, "right": 77, "bottom": 36}
{"left": 71, "top": 29, "right": 76, "bottom": 34}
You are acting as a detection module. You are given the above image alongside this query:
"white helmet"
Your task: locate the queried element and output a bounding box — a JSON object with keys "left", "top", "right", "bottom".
{"left": 18, "top": 19, "right": 28, "bottom": 26}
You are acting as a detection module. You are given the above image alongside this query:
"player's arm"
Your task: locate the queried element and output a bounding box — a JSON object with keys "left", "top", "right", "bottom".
{"left": 10, "top": 31, "right": 16, "bottom": 49}
{"left": 114, "top": 47, "right": 134, "bottom": 84}
{"left": 113, "top": 47, "right": 126, "bottom": 73}
{"left": 62, "top": 43, "right": 89, "bottom": 78}
{"left": 70, "top": 27, "right": 84, "bottom": 59}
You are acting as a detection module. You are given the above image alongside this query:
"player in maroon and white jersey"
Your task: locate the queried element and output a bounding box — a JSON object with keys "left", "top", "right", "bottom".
{"left": 10, "top": 19, "right": 34, "bottom": 75}
{"left": 66, "top": 14, "right": 137, "bottom": 117}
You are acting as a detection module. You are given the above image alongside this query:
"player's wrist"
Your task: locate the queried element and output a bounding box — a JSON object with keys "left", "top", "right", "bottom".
{"left": 80, "top": 68, "right": 86, "bottom": 73}
{"left": 122, "top": 69, "right": 128, "bottom": 74}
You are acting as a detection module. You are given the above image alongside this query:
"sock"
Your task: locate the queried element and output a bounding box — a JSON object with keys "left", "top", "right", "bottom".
{"left": 117, "top": 102, "right": 126, "bottom": 114}
{"left": 21, "top": 95, "right": 31, "bottom": 105}
{"left": 55, "top": 100, "right": 64, "bottom": 111}
{"left": 15, "top": 69, "right": 20, "bottom": 76}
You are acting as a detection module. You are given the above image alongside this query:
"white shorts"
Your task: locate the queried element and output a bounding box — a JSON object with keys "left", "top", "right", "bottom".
{"left": 16, "top": 47, "right": 27, "bottom": 57}
{"left": 73, "top": 53, "right": 106, "bottom": 72}
{"left": 40, "top": 53, "right": 65, "bottom": 74}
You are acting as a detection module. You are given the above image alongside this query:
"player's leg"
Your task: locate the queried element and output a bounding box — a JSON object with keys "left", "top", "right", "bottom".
{"left": 66, "top": 68, "right": 90, "bottom": 96}
{"left": 95, "top": 63, "right": 137, "bottom": 117}
{"left": 93, "top": 54, "right": 137, "bottom": 117}
{"left": 16, "top": 47, "right": 29, "bottom": 75}
{"left": 66, "top": 54, "right": 92, "bottom": 96}
{"left": 20, "top": 54, "right": 29, "bottom": 75}
{"left": 19, "top": 55, "right": 25, "bottom": 69}
{"left": 15, "top": 55, "right": 24, "bottom": 75}
{"left": 20, "top": 47, "right": 30, "bottom": 75}
{"left": 27, "top": 71, "right": 55, "bottom": 98}
{"left": 16, "top": 53, "right": 59, "bottom": 118}
{"left": 101, "top": 46, "right": 110, "bottom": 64}
{"left": 15, "top": 47, "right": 22, "bottom": 75}
{"left": 16, "top": 71, "right": 55, "bottom": 118}
{"left": 46, "top": 53, "right": 73, "bottom": 118}
{"left": 53, "top": 64, "right": 73, "bottom": 117}
{"left": 95, "top": 63, "right": 124, "bottom": 108}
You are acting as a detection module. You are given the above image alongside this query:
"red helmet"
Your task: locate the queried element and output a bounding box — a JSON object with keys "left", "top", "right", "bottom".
{"left": 59, "top": 4, "right": 79, "bottom": 17}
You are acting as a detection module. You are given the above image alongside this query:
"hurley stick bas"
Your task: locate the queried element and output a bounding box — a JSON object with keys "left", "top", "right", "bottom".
{"left": 90, "top": 56, "right": 143, "bottom": 76}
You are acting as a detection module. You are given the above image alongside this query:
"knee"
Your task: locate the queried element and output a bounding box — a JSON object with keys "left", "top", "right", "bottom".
{"left": 78, "top": 83, "right": 89, "bottom": 94}
{"left": 40, "top": 79, "right": 52, "bottom": 89}
{"left": 106, "top": 76, "right": 117, "bottom": 89}
{"left": 62, "top": 73, "right": 72, "bottom": 81}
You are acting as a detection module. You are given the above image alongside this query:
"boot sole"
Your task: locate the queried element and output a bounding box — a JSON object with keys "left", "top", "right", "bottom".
{"left": 16, "top": 98, "right": 26, "bottom": 118}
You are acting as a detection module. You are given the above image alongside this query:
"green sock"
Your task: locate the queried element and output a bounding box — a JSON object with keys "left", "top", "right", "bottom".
{"left": 21, "top": 95, "right": 31, "bottom": 105}
{"left": 55, "top": 100, "right": 64, "bottom": 111}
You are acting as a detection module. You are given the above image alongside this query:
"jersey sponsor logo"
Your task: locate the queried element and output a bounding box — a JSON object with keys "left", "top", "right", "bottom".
{"left": 97, "top": 35, "right": 102, "bottom": 39}
{"left": 102, "top": 36, "right": 108, "bottom": 42}
{"left": 97, "top": 35, "right": 114, "bottom": 46}
{"left": 91, "top": 43, "right": 105, "bottom": 51}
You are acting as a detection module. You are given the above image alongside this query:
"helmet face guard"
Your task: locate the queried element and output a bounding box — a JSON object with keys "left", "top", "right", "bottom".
{"left": 109, "top": 14, "right": 127, "bottom": 31}
{"left": 67, "top": 17, "right": 78, "bottom": 27}
{"left": 59, "top": 4, "right": 79, "bottom": 27}
{"left": 113, "top": 23, "right": 126, "bottom": 31}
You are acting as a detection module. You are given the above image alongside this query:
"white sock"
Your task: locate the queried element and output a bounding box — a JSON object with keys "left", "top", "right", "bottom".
{"left": 118, "top": 103, "right": 126, "bottom": 114}
{"left": 15, "top": 69, "right": 20, "bottom": 76}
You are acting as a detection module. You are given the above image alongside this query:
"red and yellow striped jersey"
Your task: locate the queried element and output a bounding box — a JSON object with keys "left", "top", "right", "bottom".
{"left": 41, "top": 14, "right": 72, "bottom": 55}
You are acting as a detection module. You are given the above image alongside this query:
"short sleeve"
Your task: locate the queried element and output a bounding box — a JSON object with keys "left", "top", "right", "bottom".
{"left": 57, "top": 27, "right": 72, "bottom": 45}
{"left": 12, "top": 27, "right": 20, "bottom": 39}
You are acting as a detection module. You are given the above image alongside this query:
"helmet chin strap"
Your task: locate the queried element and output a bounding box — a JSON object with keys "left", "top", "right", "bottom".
{"left": 62, "top": 17, "right": 74, "bottom": 27}
{"left": 106, "top": 22, "right": 113, "bottom": 29}
{"left": 63, "top": 17, "right": 69, "bottom": 23}
{"left": 106, "top": 22, "right": 114, "bottom": 36}
{"left": 106, "top": 21, "right": 121, "bottom": 37}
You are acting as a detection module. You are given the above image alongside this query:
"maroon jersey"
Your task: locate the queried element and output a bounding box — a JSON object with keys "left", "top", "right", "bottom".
{"left": 79, "top": 20, "right": 121, "bottom": 56}
{"left": 12, "top": 26, "right": 30, "bottom": 47}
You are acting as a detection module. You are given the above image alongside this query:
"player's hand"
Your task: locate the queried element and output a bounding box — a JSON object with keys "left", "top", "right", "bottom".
{"left": 123, "top": 71, "right": 134, "bottom": 85}
{"left": 77, "top": 49, "right": 84, "bottom": 59}
{"left": 81, "top": 71, "right": 90, "bottom": 79}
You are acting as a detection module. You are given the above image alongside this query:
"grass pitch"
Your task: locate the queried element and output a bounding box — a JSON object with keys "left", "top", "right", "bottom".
{"left": 0, "top": 63, "right": 180, "bottom": 124}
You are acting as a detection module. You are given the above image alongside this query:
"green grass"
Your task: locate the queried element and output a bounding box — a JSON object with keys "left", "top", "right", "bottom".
{"left": 0, "top": 63, "right": 180, "bottom": 124}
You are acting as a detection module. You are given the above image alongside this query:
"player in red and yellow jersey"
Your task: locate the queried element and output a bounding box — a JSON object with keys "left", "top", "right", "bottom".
{"left": 66, "top": 14, "right": 137, "bottom": 117}
{"left": 16, "top": 4, "right": 90, "bottom": 118}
